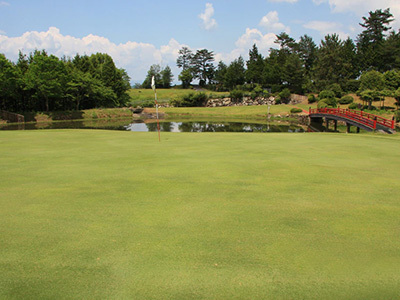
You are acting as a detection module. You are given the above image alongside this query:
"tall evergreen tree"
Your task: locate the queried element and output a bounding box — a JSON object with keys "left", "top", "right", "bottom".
{"left": 191, "top": 49, "right": 215, "bottom": 86}
{"left": 245, "top": 44, "right": 264, "bottom": 85}
{"left": 357, "top": 8, "right": 394, "bottom": 71}
{"left": 224, "top": 57, "right": 245, "bottom": 89}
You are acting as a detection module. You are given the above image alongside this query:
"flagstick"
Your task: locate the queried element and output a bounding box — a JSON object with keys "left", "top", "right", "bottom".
{"left": 155, "top": 90, "right": 161, "bottom": 142}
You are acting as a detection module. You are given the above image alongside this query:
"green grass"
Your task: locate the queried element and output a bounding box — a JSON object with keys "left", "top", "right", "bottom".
{"left": 155, "top": 105, "right": 302, "bottom": 120}
{"left": 129, "top": 88, "right": 228, "bottom": 106}
{"left": 1, "top": 130, "right": 400, "bottom": 299}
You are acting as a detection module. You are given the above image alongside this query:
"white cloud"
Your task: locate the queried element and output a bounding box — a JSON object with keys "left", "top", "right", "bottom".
{"left": 215, "top": 28, "right": 277, "bottom": 63}
{"left": 199, "top": 3, "right": 218, "bottom": 31}
{"left": 303, "top": 20, "right": 349, "bottom": 40}
{"left": 268, "top": 0, "right": 298, "bottom": 3}
{"left": 259, "top": 11, "right": 291, "bottom": 33}
{"left": 312, "top": 0, "right": 400, "bottom": 29}
{"left": 0, "top": 27, "right": 185, "bottom": 83}
{"left": 0, "top": 1, "right": 10, "bottom": 6}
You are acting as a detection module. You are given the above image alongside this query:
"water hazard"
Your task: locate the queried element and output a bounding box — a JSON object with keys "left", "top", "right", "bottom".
{"left": 0, "top": 119, "right": 306, "bottom": 133}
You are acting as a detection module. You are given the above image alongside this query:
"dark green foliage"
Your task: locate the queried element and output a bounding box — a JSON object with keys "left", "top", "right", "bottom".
{"left": 141, "top": 100, "right": 155, "bottom": 108}
{"left": 225, "top": 57, "right": 246, "bottom": 90}
{"left": 343, "top": 79, "right": 361, "bottom": 93}
{"left": 360, "top": 89, "right": 381, "bottom": 109}
{"left": 317, "top": 101, "right": 329, "bottom": 109}
{"left": 171, "top": 92, "right": 209, "bottom": 107}
{"left": 338, "top": 95, "right": 354, "bottom": 104}
{"left": 383, "top": 70, "right": 400, "bottom": 90}
{"left": 279, "top": 88, "right": 291, "bottom": 104}
{"left": 229, "top": 89, "right": 244, "bottom": 103}
{"left": 318, "top": 97, "right": 337, "bottom": 108}
{"left": 308, "top": 94, "right": 317, "bottom": 104}
{"left": 191, "top": 49, "right": 215, "bottom": 86}
{"left": 318, "top": 90, "right": 335, "bottom": 100}
{"left": 250, "top": 85, "right": 266, "bottom": 100}
{"left": 313, "top": 35, "right": 359, "bottom": 90}
{"left": 394, "top": 110, "right": 400, "bottom": 122}
{"left": 348, "top": 103, "right": 359, "bottom": 109}
{"left": 290, "top": 108, "right": 303, "bottom": 113}
{"left": 328, "top": 83, "right": 344, "bottom": 98}
{"left": 359, "top": 70, "right": 385, "bottom": 91}
{"left": 357, "top": 8, "right": 394, "bottom": 71}
{"left": 0, "top": 51, "right": 130, "bottom": 113}
{"left": 245, "top": 44, "right": 264, "bottom": 84}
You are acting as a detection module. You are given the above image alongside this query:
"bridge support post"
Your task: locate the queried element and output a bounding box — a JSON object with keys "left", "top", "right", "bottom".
{"left": 357, "top": 127, "right": 360, "bottom": 133}
{"left": 325, "top": 118, "right": 329, "bottom": 131}
{"left": 346, "top": 123, "right": 351, "bottom": 133}
{"left": 334, "top": 120, "right": 337, "bottom": 132}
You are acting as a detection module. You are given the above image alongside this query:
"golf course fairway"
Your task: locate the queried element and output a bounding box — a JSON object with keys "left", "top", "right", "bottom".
{"left": 1, "top": 130, "right": 400, "bottom": 299}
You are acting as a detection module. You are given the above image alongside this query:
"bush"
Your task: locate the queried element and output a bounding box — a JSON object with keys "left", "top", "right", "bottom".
{"left": 290, "top": 108, "right": 303, "bottom": 114}
{"left": 395, "top": 110, "right": 400, "bottom": 122}
{"left": 343, "top": 79, "right": 360, "bottom": 93}
{"left": 317, "top": 101, "right": 328, "bottom": 109}
{"left": 308, "top": 94, "right": 317, "bottom": 104}
{"left": 141, "top": 100, "right": 155, "bottom": 108}
{"left": 230, "top": 89, "right": 244, "bottom": 102}
{"left": 279, "top": 88, "right": 291, "bottom": 104}
{"left": 318, "top": 90, "right": 335, "bottom": 99}
{"left": 338, "top": 95, "right": 354, "bottom": 105}
{"left": 348, "top": 103, "right": 359, "bottom": 110}
{"left": 170, "top": 92, "right": 209, "bottom": 107}
{"left": 328, "top": 83, "right": 344, "bottom": 98}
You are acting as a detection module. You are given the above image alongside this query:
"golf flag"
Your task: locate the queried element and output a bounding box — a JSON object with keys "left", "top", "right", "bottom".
{"left": 151, "top": 76, "right": 161, "bottom": 142}
{"left": 151, "top": 76, "right": 156, "bottom": 92}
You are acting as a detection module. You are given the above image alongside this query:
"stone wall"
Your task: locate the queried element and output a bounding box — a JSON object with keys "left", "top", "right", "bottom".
{"left": 206, "top": 97, "right": 276, "bottom": 107}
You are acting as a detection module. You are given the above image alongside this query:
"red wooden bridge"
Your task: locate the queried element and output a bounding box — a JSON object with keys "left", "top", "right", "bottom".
{"left": 309, "top": 108, "right": 396, "bottom": 133}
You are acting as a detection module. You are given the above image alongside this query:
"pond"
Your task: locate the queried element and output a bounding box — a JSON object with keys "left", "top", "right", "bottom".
{"left": 0, "top": 119, "right": 307, "bottom": 133}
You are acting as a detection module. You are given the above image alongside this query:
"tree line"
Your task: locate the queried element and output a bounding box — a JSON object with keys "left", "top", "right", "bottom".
{"left": 143, "top": 8, "right": 399, "bottom": 101}
{"left": 0, "top": 50, "right": 131, "bottom": 113}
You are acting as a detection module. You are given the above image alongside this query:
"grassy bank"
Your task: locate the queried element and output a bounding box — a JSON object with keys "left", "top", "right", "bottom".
{"left": 154, "top": 105, "right": 306, "bottom": 120}
{"left": 22, "top": 108, "right": 133, "bottom": 123}
{"left": 1, "top": 130, "right": 400, "bottom": 299}
{"left": 129, "top": 88, "right": 228, "bottom": 107}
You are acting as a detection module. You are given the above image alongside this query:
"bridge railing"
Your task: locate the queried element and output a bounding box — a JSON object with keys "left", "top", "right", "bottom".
{"left": 309, "top": 108, "right": 395, "bottom": 130}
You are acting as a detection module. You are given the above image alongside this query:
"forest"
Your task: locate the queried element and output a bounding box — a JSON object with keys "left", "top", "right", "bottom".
{"left": 0, "top": 51, "right": 131, "bottom": 113}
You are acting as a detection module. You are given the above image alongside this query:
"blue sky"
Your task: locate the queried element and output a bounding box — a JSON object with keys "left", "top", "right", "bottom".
{"left": 1, "top": 0, "right": 399, "bottom": 83}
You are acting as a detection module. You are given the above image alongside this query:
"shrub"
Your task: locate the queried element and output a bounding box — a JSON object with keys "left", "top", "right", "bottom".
{"left": 279, "top": 88, "right": 291, "bottom": 104}
{"left": 308, "top": 94, "right": 317, "bottom": 104}
{"left": 290, "top": 108, "right": 303, "bottom": 114}
{"left": 141, "top": 100, "right": 155, "bottom": 108}
{"left": 317, "top": 101, "right": 328, "bottom": 109}
{"left": 395, "top": 110, "right": 400, "bottom": 122}
{"left": 251, "top": 85, "right": 265, "bottom": 100}
{"left": 338, "top": 95, "right": 354, "bottom": 105}
{"left": 328, "top": 83, "right": 344, "bottom": 98}
{"left": 343, "top": 79, "right": 360, "bottom": 93}
{"left": 275, "top": 95, "right": 282, "bottom": 105}
{"left": 230, "top": 89, "right": 244, "bottom": 102}
{"left": 348, "top": 103, "right": 359, "bottom": 110}
{"left": 318, "top": 90, "right": 335, "bottom": 99}
{"left": 170, "top": 92, "right": 209, "bottom": 107}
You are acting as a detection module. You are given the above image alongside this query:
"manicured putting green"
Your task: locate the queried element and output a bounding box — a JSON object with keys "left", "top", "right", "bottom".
{"left": 0, "top": 130, "right": 399, "bottom": 299}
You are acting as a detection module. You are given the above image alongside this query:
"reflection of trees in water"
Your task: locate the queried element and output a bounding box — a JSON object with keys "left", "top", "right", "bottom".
{"left": 177, "top": 122, "right": 305, "bottom": 133}
{"left": 145, "top": 122, "right": 173, "bottom": 132}
{"left": 161, "top": 122, "right": 173, "bottom": 132}
{"left": 146, "top": 123, "right": 158, "bottom": 131}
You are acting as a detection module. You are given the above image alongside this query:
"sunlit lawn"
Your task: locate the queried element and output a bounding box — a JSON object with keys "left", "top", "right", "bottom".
{"left": 1, "top": 130, "right": 400, "bottom": 299}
